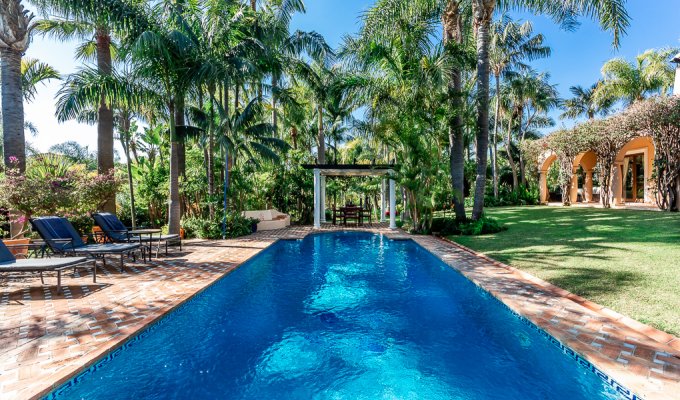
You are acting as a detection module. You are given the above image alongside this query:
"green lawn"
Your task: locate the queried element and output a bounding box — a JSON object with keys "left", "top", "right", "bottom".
{"left": 449, "top": 206, "right": 680, "bottom": 336}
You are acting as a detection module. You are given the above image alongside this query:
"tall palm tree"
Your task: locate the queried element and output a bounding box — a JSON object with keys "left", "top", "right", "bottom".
{"left": 292, "top": 61, "right": 337, "bottom": 164}
{"left": 596, "top": 47, "right": 679, "bottom": 106}
{"left": 34, "top": 0, "right": 148, "bottom": 211}
{"left": 489, "top": 17, "right": 549, "bottom": 197}
{"left": 470, "top": 0, "right": 629, "bottom": 220}
{"left": 561, "top": 82, "right": 612, "bottom": 120}
{"left": 0, "top": 0, "right": 36, "bottom": 173}
{"left": 130, "top": 3, "right": 199, "bottom": 234}
{"left": 502, "top": 70, "right": 558, "bottom": 189}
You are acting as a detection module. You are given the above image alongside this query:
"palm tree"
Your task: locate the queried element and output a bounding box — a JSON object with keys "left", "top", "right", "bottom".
{"left": 130, "top": 10, "right": 196, "bottom": 235}
{"left": 0, "top": 0, "right": 36, "bottom": 173}
{"left": 561, "top": 82, "right": 612, "bottom": 120}
{"left": 469, "top": 0, "right": 630, "bottom": 220}
{"left": 34, "top": 0, "right": 148, "bottom": 211}
{"left": 596, "top": 48, "right": 679, "bottom": 106}
{"left": 489, "top": 17, "right": 550, "bottom": 197}
{"left": 502, "top": 70, "right": 558, "bottom": 189}
{"left": 292, "top": 61, "right": 337, "bottom": 164}
{"left": 20, "top": 58, "right": 60, "bottom": 102}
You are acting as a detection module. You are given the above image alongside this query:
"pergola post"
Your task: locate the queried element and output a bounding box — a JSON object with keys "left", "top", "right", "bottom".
{"left": 313, "top": 168, "right": 321, "bottom": 228}
{"left": 389, "top": 175, "right": 396, "bottom": 230}
{"left": 380, "top": 179, "right": 386, "bottom": 222}
{"left": 320, "top": 176, "right": 326, "bottom": 223}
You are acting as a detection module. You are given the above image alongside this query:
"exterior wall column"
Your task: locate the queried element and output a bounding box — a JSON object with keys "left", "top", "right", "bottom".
{"left": 313, "top": 168, "right": 321, "bottom": 228}
{"left": 380, "top": 179, "right": 386, "bottom": 222}
{"left": 320, "top": 176, "right": 326, "bottom": 223}
{"left": 611, "top": 163, "right": 624, "bottom": 206}
{"left": 673, "top": 62, "right": 680, "bottom": 96}
{"left": 584, "top": 170, "right": 594, "bottom": 203}
{"left": 539, "top": 171, "right": 548, "bottom": 204}
{"left": 389, "top": 176, "right": 396, "bottom": 230}
{"left": 569, "top": 170, "right": 579, "bottom": 204}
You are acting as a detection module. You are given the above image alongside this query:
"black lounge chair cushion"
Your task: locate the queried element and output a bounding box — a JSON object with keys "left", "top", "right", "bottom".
{"left": 32, "top": 216, "right": 85, "bottom": 250}
{"left": 0, "top": 256, "right": 89, "bottom": 271}
{"left": 0, "top": 240, "right": 88, "bottom": 271}
{"left": 92, "top": 213, "right": 129, "bottom": 242}
{"left": 93, "top": 213, "right": 180, "bottom": 244}
{"left": 31, "top": 217, "right": 140, "bottom": 254}
{"left": 72, "top": 243, "right": 140, "bottom": 254}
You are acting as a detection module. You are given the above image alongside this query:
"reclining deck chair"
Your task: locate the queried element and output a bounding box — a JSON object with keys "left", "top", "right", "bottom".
{"left": 31, "top": 217, "right": 142, "bottom": 269}
{"left": 93, "top": 213, "right": 181, "bottom": 258}
{"left": 0, "top": 239, "right": 95, "bottom": 294}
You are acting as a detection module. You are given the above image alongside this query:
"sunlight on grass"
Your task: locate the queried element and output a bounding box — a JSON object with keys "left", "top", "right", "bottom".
{"left": 450, "top": 206, "right": 680, "bottom": 336}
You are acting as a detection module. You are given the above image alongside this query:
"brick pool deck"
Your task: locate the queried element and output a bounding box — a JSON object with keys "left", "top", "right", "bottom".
{"left": 0, "top": 224, "right": 678, "bottom": 400}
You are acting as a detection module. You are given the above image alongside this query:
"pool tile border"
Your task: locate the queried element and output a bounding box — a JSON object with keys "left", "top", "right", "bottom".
{"left": 411, "top": 235, "right": 679, "bottom": 400}
{"left": 2, "top": 225, "right": 678, "bottom": 400}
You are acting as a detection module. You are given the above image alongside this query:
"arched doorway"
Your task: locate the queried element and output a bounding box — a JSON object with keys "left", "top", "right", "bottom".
{"left": 611, "top": 136, "right": 655, "bottom": 206}
{"left": 572, "top": 151, "right": 598, "bottom": 203}
{"left": 538, "top": 151, "right": 557, "bottom": 203}
{"left": 538, "top": 150, "right": 598, "bottom": 204}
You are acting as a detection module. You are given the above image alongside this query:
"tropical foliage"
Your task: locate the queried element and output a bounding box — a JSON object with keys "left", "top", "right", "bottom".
{"left": 5, "top": 0, "right": 677, "bottom": 238}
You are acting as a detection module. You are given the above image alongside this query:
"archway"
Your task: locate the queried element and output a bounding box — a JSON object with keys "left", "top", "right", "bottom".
{"left": 538, "top": 151, "right": 557, "bottom": 203}
{"left": 571, "top": 151, "right": 598, "bottom": 203}
{"left": 610, "top": 136, "right": 655, "bottom": 206}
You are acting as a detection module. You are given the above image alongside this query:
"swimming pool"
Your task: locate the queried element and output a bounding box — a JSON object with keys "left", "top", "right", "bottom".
{"left": 47, "top": 232, "right": 630, "bottom": 399}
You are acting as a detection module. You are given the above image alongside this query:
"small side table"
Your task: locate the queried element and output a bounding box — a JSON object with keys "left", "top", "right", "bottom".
{"left": 129, "top": 229, "right": 162, "bottom": 260}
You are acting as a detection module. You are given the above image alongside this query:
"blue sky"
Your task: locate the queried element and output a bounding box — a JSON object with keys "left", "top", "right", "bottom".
{"left": 24, "top": 0, "right": 680, "bottom": 153}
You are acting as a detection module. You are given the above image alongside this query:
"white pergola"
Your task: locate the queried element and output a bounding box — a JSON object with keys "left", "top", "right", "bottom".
{"left": 303, "top": 164, "right": 397, "bottom": 230}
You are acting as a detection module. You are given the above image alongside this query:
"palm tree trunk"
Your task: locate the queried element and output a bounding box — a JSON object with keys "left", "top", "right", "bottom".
{"left": 1, "top": 47, "right": 24, "bottom": 171}
{"left": 272, "top": 71, "right": 278, "bottom": 138}
{"left": 121, "top": 119, "right": 136, "bottom": 229}
{"left": 291, "top": 126, "right": 298, "bottom": 149}
{"left": 317, "top": 105, "right": 325, "bottom": 164}
{"left": 443, "top": 0, "right": 466, "bottom": 221}
{"left": 96, "top": 28, "right": 116, "bottom": 213}
{"left": 493, "top": 74, "right": 500, "bottom": 198}
{"left": 471, "top": 0, "right": 494, "bottom": 220}
{"left": 207, "top": 90, "right": 215, "bottom": 219}
{"left": 175, "top": 94, "right": 186, "bottom": 178}
{"left": 506, "top": 115, "right": 518, "bottom": 190}
{"left": 1, "top": 46, "right": 26, "bottom": 238}
{"left": 168, "top": 99, "right": 181, "bottom": 235}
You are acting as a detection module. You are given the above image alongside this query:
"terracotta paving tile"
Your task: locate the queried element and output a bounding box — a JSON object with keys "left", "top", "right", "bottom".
{"left": 0, "top": 224, "right": 678, "bottom": 400}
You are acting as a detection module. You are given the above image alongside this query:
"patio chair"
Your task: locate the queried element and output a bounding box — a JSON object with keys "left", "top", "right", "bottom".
{"left": 30, "top": 217, "right": 142, "bottom": 269}
{"left": 0, "top": 239, "right": 95, "bottom": 294}
{"left": 92, "top": 213, "right": 181, "bottom": 258}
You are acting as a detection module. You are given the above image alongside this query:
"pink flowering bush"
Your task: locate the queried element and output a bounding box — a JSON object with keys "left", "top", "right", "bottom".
{"left": 0, "top": 156, "right": 122, "bottom": 234}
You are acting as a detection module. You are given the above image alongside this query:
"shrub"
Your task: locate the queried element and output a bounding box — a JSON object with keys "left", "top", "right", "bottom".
{"left": 181, "top": 213, "right": 258, "bottom": 239}
{"left": 430, "top": 216, "right": 507, "bottom": 236}
{"left": 484, "top": 184, "right": 539, "bottom": 207}
{"left": 0, "top": 155, "right": 122, "bottom": 236}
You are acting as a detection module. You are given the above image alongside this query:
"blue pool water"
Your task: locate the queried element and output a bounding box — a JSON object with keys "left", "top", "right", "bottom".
{"left": 49, "top": 232, "right": 627, "bottom": 399}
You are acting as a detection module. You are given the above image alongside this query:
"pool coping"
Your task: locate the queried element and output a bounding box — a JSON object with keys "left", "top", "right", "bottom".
{"left": 9, "top": 226, "right": 679, "bottom": 400}
{"left": 437, "top": 236, "right": 680, "bottom": 351}
{"left": 19, "top": 239, "right": 280, "bottom": 400}
{"left": 410, "top": 234, "right": 679, "bottom": 400}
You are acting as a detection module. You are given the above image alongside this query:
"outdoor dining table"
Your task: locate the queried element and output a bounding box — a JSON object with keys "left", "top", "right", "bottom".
{"left": 332, "top": 206, "right": 371, "bottom": 226}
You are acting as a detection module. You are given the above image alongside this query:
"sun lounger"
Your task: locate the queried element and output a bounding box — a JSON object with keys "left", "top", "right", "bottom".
{"left": 30, "top": 217, "right": 142, "bottom": 268}
{"left": 92, "top": 213, "right": 181, "bottom": 258}
{"left": 0, "top": 239, "right": 95, "bottom": 294}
